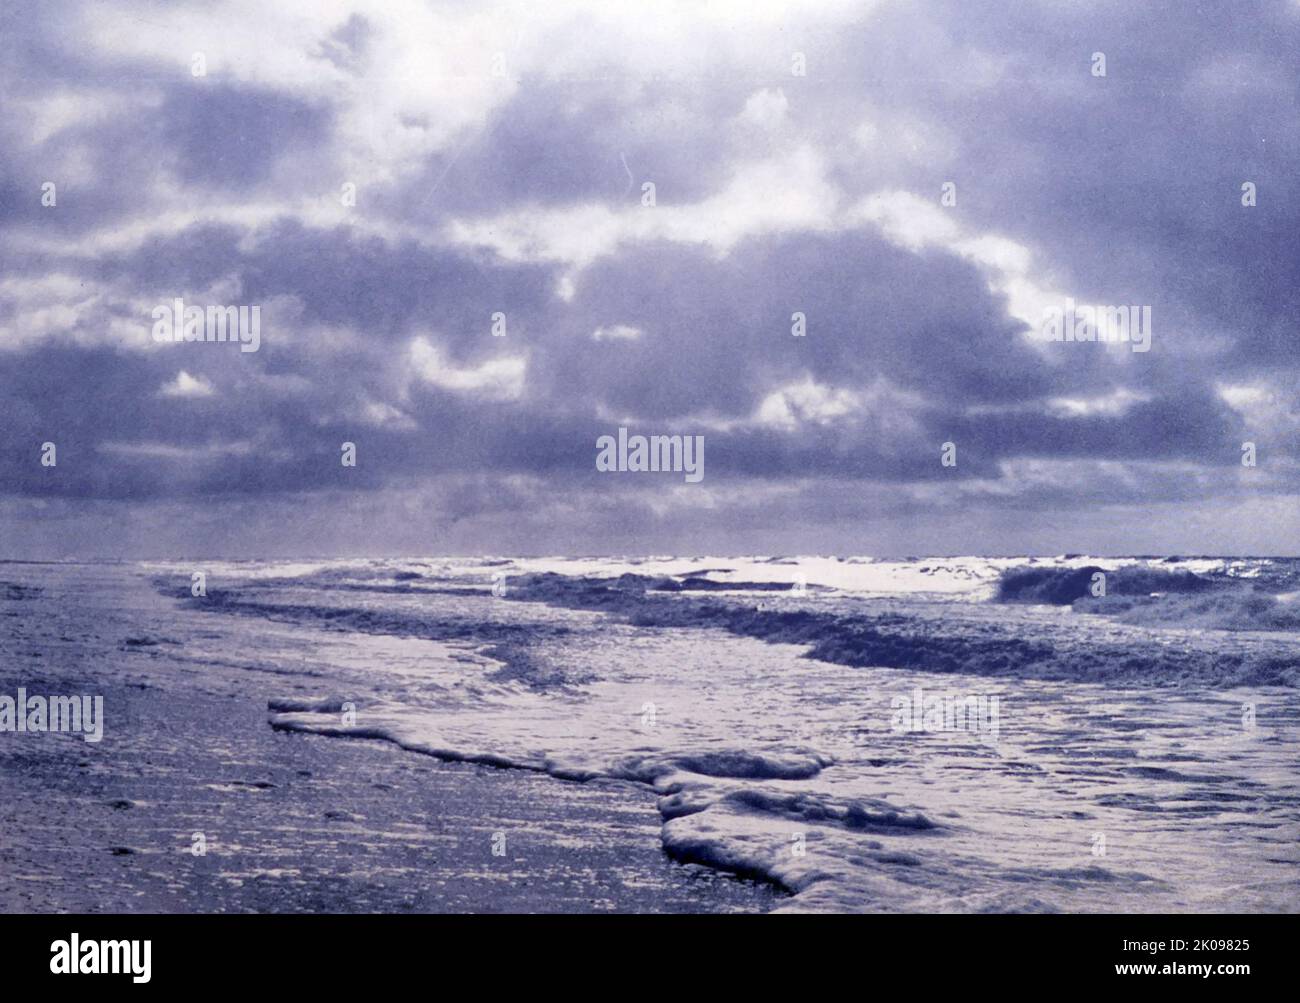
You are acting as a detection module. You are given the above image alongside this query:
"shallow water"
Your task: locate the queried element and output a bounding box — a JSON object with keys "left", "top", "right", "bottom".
{"left": 0, "top": 563, "right": 777, "bottom": 913}
{"left": 121, "top": 555, "right": 1300, "bottom": 912}
{"left": 4, "top": 556, "right": 1297, "bottom": 912}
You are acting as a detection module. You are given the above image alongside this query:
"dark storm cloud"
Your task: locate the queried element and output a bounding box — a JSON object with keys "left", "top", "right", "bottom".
{"left": 556, "top": 231, "right": 1058, "bottom": 418}
{"left": 864, "top": 0, "right": 1300, "bottom": 368}
{"left": 163, "top": 85, "right": 332, "bottom": 189}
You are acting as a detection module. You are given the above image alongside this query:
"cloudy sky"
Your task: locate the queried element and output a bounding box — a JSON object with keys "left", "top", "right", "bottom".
{"left": 1, "top": 0, "right": 1298, "bottom": 558}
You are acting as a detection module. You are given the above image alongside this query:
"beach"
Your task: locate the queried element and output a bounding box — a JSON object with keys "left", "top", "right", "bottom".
{"left": 1, "top": 555, "right": 1297, "bottom": 913}
{"left": 0, "top": 562, "right": 775, "bottom": 913}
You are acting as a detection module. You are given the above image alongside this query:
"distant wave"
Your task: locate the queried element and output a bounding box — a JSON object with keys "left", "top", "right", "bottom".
{"left": 151, "top": 564, "right": 1300, "bottom": 688}
{"left": 507, "top": 572, "right": 1300, "bottom": 687}
{"left": 994, "top": 565, "right": 1221, "bottom": 605}
{"left": 1076, "top": 591, "right": 1300, "bottom": 631}
{"left": 993, "top": 564, "right": 1300, "bottom": 633}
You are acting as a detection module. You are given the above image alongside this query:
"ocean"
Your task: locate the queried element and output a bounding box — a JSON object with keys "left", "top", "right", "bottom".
{"left": 2, "top": 555, "right": 1298, "bottom": 912}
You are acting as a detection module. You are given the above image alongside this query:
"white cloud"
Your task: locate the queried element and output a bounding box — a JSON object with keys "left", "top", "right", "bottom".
{"left": 592, "top": 324, "right": 642, "bottom": 342}
{"left": 0, "top": 274, "right": 154, "bottom": 351}
{"left": 739, "top": 88, "right": 789, "bottom": 130}
{"left": 446, "top": 145, "right": 839, "bottom": 270}
{"left": 850, "top": 190, "right": 961, "bottom": 252}
{"left": 407, "top": 336, "right": 526, "bottom": 401}
{"left": 1219, "top": 384, "right": 1271, "bottom": 409}
{"left": 754, "top": 375, "right": 926, "bottom": 441}
{"left": 757, "top": 378, "right": 862, "bottom": 430}
{"left": 1217, "top": 383, "right": 1300, "bottom": 433}
{"left": 98, "top": 440, "right": 254, "bottom": 460}
{"left": 159, "top": 370, "right": 215, "bottom": 398}
{"left": 356, "top": 397, "right": 418, "bottom": 431}
{"left": 1047, "top": 387, "right": 1149, "bottom": 418}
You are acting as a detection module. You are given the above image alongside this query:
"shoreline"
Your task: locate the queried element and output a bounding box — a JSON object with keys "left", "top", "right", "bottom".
{"left": 0, "top": 567, "right": 779, "bottom": 914}
{"left": 5, "top": 560, "right": 1297, "bottom": 914}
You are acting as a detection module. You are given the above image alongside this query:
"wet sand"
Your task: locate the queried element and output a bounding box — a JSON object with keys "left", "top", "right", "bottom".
{"left": 0, "top": 564, "right": 778, "bottom": 913}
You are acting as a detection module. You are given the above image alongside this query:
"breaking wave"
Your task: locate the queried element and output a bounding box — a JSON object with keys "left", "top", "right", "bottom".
{"left": 994, "top": 565, "right": 1221, "bottom": 604}
{"left": 993, "top": 564, "right": 1300, "bottom": 634}
{"left": 506, "top": 571, "right": 1300, "bottom": 688}
{"left": 1076, "top": 590, "right": 1300, "bottom": 632}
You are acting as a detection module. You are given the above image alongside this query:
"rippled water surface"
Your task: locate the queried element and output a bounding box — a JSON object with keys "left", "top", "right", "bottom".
{"left": 5, "top": 555, "right": 1298, "bottom": 912}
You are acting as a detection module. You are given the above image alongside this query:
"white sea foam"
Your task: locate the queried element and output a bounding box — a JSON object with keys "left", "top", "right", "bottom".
{"left": 243, "top": 559, "right": 1300, "bottom": 912}
{"left": 407, "top": 554, "right": 1279, "bottom": 602}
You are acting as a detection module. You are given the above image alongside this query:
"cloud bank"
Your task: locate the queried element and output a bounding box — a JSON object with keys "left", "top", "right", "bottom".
{"left": 2, "top": 0, "right": 1298, "bottom": 557}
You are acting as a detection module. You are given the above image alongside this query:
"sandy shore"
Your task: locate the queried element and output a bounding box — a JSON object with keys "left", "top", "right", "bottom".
{"left": 0, "top": 564, "right": 778, "bottom": 913}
